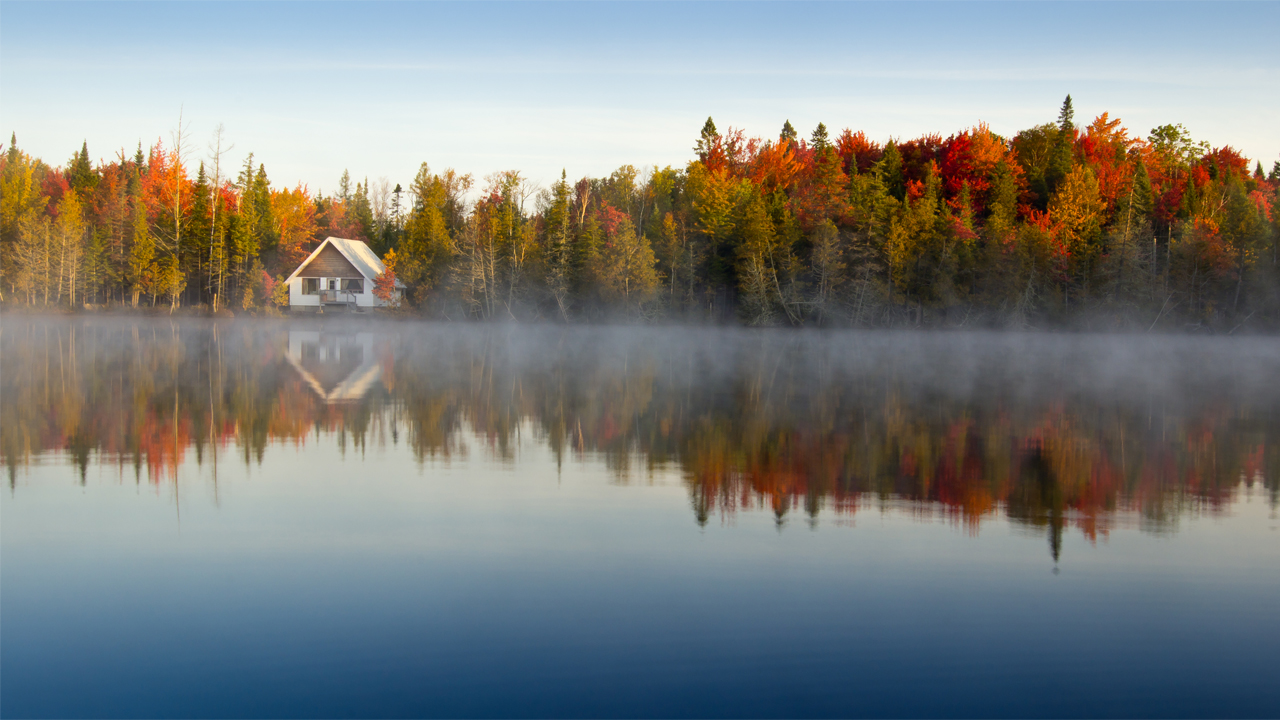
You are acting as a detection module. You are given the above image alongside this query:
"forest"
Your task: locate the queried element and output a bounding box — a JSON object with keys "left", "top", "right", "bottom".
{"left": 2, "top": 96, "right": 1278, "bottom": 329}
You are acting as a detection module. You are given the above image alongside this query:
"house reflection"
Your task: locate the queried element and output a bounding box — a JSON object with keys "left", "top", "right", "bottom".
{"left": 285, "top": 331, "right": 383, "bottom": 404}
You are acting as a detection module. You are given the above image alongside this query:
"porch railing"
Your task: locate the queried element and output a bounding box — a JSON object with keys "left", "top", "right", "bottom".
{"left": 320, "top": 290, "right": 358, "bottom": 304}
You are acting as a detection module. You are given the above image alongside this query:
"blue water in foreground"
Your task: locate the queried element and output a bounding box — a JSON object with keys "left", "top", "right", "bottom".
{"left": 2, "top": 321, "right": 1278, "bottom": 718}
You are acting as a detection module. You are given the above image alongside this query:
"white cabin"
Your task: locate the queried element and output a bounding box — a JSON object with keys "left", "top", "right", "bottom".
{"left": 284, "top": 237, "right": 402, "bottom": 311}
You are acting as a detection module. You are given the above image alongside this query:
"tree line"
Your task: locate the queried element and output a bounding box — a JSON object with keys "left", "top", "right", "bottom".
{"left": 3, "top": 96, "right": 1278, "bottom": 328}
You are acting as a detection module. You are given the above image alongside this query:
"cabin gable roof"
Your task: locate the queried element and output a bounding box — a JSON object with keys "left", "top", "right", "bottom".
{"left": 295, "top": 244, "right": 362, "bottom": 279}
{"left": 285, "top": 237, "right": 398, "bottom": 285}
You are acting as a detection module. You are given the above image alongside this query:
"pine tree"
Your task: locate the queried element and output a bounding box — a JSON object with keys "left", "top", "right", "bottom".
{"left": 338, "top": 169, "right": 351, "bottom": 202}
{"left": 67, "top": 140, "right": 97, "bottom": 194}
{"left": 128, "top": 202, "right": 155, "bottom": 306}
{"left": 251, "top": 164, "right": 276, "bottom": 253}
{"left": 231, "top": 194, "right": 260, "bottom": 293}
{"left": 877, "top": 141, "right": 906, "bottom": 201}
{"left": 780, "top": 120, "right": 797, "bottom": 143}
{"left": 351, "top": 179, "right": 376, "bottom": 242}
{"left": 986, "top": 160, "right": 1019, "bottom": 237}
{"left": 187, "top": 162, "right": 212, "bottom": 305}
{"left": 810, "top": 123, "right": 830, "bottom": 153}
{"left": 694, "top": 117, "right": 718, "bottom": 159}
{"left": 388, "top": 183, "right": 404, "bottom": 247}
{"left": 1047, "top": 94, "right": 1076, "bottom": 196}
{"left": 83, "top": 227, "right": 111, "bottom": 305}
{"left": 543, "top": 169, "right": 574, "bottom": 319}
{"left": 1057, "top": 94, "right": 1074, "bottom": 135}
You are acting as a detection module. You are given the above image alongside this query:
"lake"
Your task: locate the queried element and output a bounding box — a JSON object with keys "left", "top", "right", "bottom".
{"left": 2, "top": 317, "right": 1277, "bottom": 718}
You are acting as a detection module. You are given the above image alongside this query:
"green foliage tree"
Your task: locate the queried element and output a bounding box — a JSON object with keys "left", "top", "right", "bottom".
{"left": 128, "top": 202, "right": 155, "bottom": 306}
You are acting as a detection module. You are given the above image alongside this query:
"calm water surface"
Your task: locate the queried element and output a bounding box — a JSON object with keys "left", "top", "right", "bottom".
{"left": 2, "top": 318, "right": 1278, "bottom": 718}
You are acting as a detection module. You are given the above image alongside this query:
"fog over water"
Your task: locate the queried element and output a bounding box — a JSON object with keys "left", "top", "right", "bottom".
{"left": 2, "top": 317, "right": 1278, "bottom": 717}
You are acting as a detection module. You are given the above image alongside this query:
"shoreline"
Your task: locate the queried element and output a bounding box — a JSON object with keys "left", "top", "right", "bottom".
{"left": 2, "top": 305, "right": 1276, "bottom": 335}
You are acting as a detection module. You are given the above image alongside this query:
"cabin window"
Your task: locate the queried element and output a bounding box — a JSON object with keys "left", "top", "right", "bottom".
{"left": 328, "top": 280, "right": 337, "bottom": 291}
{"left": 342, "top": 279, "right": 363, "bottom": 293}
{"left": 302, "top": 278, "right": 319, "bottom": 295}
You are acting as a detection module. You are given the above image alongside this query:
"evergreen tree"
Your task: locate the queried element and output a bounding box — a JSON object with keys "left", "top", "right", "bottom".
{"left": 780, "top": 120, "right": 797, "bottom": 143}
{"left": 338, "top": 169, "right": 351, "bottom": 202}
{"left": 83, "top": 227, "right": 112, "bottom": 304}
{"left": 986, "top": 160, "right": 1019, "bottom": 236}
{"left": 877, "top": 141, "right": 906, "bottom": 201}
{"left": 810, "top": 123, "right": 830, "bottom": 153}
{"left": 231, "top": 193, "right": 260, "bottom": 291}
{"left": 128, "top": 202, "right": 155, "bottom": 306}
{"left": 543, "top": 170, "right": 574, "bottom": 319}
{"left": 694, "top": 117, "right": 718, "bottom": 159}
{"left": 1057, "top": 94, "right": 1074, "bottom": 135}
{"left": 399, "top": 163, "right": 454, "bottom": 299}
{"left": 187, "top": 162, "right": 213, "bottom": 305}
{"left": 1130, "top": 159, "right": 1154, "bottom": 219}
{"left": 350, "top": 179, "right": 376, "bottom": 242}
{"left": 66, "top": 140, "right": 97, "bottom": 194}
{"left": 1047, "top": 94, "right": 1076, "bottom": 196}
{"left": 251, "top": 164, "right": 276, "bottom": 252}
{"left": 388, "top": 183, "right": 404, "bottom": 245}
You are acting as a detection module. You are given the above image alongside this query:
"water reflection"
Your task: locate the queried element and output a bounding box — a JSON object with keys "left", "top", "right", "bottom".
{"left": 285, "top": 331, "right": 383, "bottom": 404}
{"left": 2, "top": 318, "right": 1277, "bottom": 561}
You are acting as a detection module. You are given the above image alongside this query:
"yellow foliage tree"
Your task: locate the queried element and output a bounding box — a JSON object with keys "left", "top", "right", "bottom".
{"left": 589, "top": 217, "right": 659, "bottom": 313}
{"left": 270, "top": 183, "right": 317, "bottom": 271}
{"left": 1049, "top": 165, "right": 1104, "bottom": 277}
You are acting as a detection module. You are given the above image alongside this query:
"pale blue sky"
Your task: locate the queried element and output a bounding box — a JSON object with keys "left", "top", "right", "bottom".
{"left": 3, "top": 1, "right": 1276, "bottom": 196}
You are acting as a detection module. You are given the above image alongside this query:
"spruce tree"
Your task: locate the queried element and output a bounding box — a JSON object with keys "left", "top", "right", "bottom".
{"left": 1057, "top": 94, "right": 1074, "bottom": 135}
{"left": 986, "top": 160, "right": 1019, "bottom": 237}
{"left": 780, "top": 120, "right": 797, "bottom": 143}
{"left": 544, "top": 169, "right": 574, "bottom": 319}
{"left": 1047, "top": 95, "right": 1076, "bottom": 196}
{"left": 1131, "top": 159, "right": 1154, "bottom": 219}
{"left": 338, "top": 169, "right": 351, "bottom": 202}
{"left": 231, "top": 195, "right": 259, "bottom": 288}
{"left": 188, "top": 163, "right": 213, "bottom": 303}
{"left": 878, "top": 141, "right": 906, "bottom": 201}
{"left": 67, "top": 140, "right": 97, "bottom": 194}
{"left": 128, "top": 202, "right": 155, "bottom": 306}
{"left": 694, "top": 117, "right": 718, "bottom": 159}
{"left": 810, "top": 123, "right": 830, "bottom": 153}
{"left": 351, "top": 179, "right": 376, "bottom": 242}
{"left": 251, "top": 164, "right": 276, "bottom": 253}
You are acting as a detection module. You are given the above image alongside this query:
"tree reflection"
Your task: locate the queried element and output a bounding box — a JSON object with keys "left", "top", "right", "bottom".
{"left": 3, "top": 318, "right": 1277, "bottom": 559}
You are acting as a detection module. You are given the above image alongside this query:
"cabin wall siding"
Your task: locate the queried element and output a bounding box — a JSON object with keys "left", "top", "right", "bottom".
{"left": 298, "top": 245, "right": 363, "bottom": 278}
